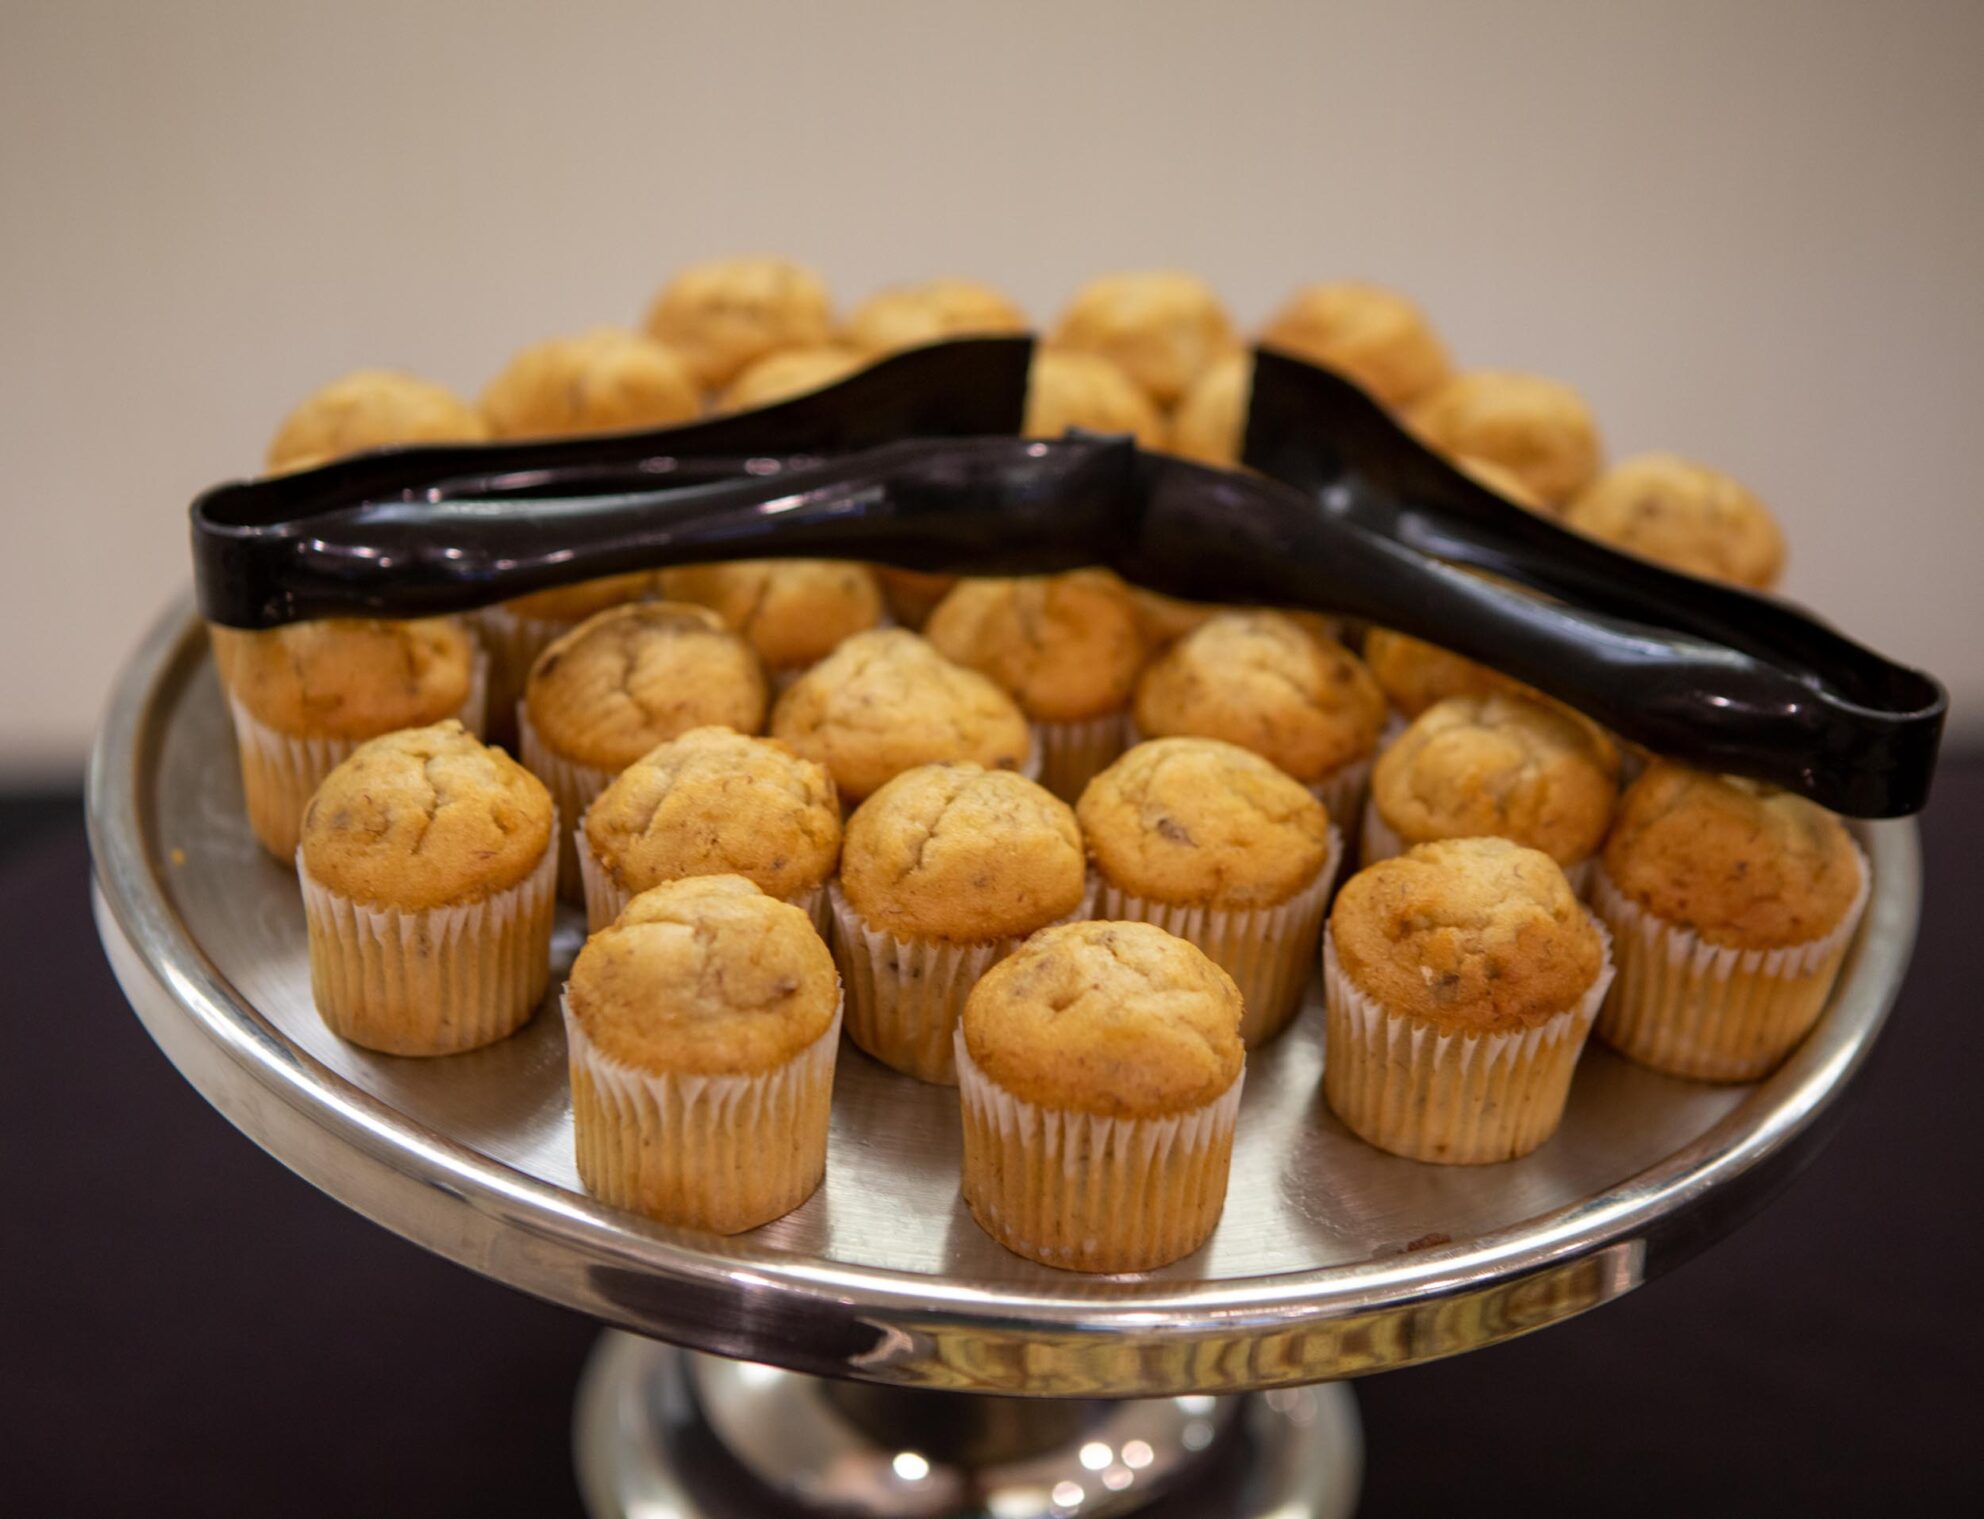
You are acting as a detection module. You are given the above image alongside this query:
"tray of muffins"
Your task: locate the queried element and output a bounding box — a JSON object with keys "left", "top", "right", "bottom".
{"left": 90, "top": 259, "right": 1939, "bottom": 1396}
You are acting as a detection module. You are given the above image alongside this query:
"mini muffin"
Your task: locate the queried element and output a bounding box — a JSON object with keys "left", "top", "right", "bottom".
{"left": 1133, "top": 611, "right": 1385, "bottom": 824}
{"left": 658, "top": 559, "right": 884, "bottom": 683}
{"left": 1023, "top": 348, "right": 1167, "bottom": 447}
{"left": 1167, "top": 350, "right": 1251, "bottom": 467}
{"left": 564, "top": 875, "right": 840, "bottom": 1234}
{"left": 1363, "top": 627, "right": 1525, "bottom": 721}
{"left": 643, "top": 255, "right": 834, "bottom": 389}
{"left": 924, "top": 571, "right": 1146, "bottom": 801}
{"left": 1051, "top": 271, "right": 1235, "bottom": 406}
{"left": 957, "top": 920, "right": 1245, "bottom": 1272}
{"left": 843, "top": 278, "right": 1028, "bottom": 355}
{"left": 266, "top": 369, "right": 488, "bottom": 472}
{"left": 1364, "top": 693, "right": 1618, "bottom": 894}
{"left": 1078, "top": 738, "right": 1341, "bottom": 1046}
{"left": 519, "top": 603, "right": 768, "bottom": 897}
{"left": 770, "top": 629, "right": 1033, "bottom": 805}
{"left": 211, "top": 617, "right": 483, "bottom": 859}
{"left": 1455, "top": 453, "right": 1548, "bottom": 513}
{"left": 873, "top": 568, "right": 959, "bottom": 630}
{"left": 1409, "top": 370, "right": 1603, "bottom": 506}
{"left": 1324, "top": 838, "right": 1613, "bottom": 1163}
{"left": 834, "top": 764, "right": 1087, "bottom": 1084}
{"left": 1592, "top": 763, "right": 1868, "bottom": 1082}
{"left": 1565, "top": 453, "right": 1785, "bottom": 589}
{"left": 298, "top": 721, "right": 556, "bottom": 1055}
{"left": 580, "top": 726, "right": 840, "bottom": 934}
{"left": 719, "top": 345, "right": 865, "bottom": 410}
{"left": 473, "top": 572, "right": 659, "bottom": 750}
{"left": 480, "top": 328, "right": 700, "bottom": 439}
{"left": 1260, "top": 281, "right": 1451, "bottom": 409}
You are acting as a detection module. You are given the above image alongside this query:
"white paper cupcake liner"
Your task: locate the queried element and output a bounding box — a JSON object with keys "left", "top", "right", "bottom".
{"left": 1308, "top": 754, "right": 1373, "bottom": 856}
{"left": 575, "top": 818, "right": 828, "bottom": 937}
{"left": 517, "top": 704, "right": 617, "bottom": 903}
{"left": 1589, "top": 844, "right": 1870, "bottom": 1082}
{"left": 565, "top": 995, "right": 841, "bottom": 1234}
{"left": 1322, "top": 917, "right": 1614, "bottom": 1163}
{"left": 955, "top": 1034, "right": 1244, "bottom": 1273}
{"left": 473, "top": 604, "right": 571, "bottom": 747}
{"left": 296, "top": 813, "right": 557, "bottom": 1056}
{"left": 1358, "top": 795, "right": 1596, "bottom": 897}
{"left": 1090, "top": 822, "right": 1342, "bottom": 1048}
{"left": 1032, "top": 711, "right": 1131, "bottom": 804}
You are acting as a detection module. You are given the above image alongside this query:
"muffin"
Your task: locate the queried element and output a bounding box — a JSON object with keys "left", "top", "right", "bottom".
{"left": 211, "top": 616, "right": 483, "bottom": 859}
{"left": 658, "top": 559, "right": 884, "bottom": 684}
{"left": 1077, "top": 738, "right": 1341, "bottom": 1046}
{"left": 1409, "top": 371, "right": 1603, "bottom": 506}
{"left": 1259, "top": 281, "right": 1451, "bottom": 409}
{"left": 1023, "top": 348, "right": 1167, "bottom": 447}
{"left": 873, "top": 568, "right": 959, "bottom": 630}
{"left": 1364, "top": 693, "right": 1618, "bottom": 894}
{"left": 298, "top": 721, "right": 556, "bottom": 1055}
{"left": 579, "top": 726, "right": 840, "bottom": 934}
{"left": 770, "top": 629, "right": 1033, "bottom": 805}
{"left": 266, "top": 369, "right": 488, "bottom": 472}
{"left": 924, "top": 571, "right": 1146, "bottom": 801}
{"left": 1455, "top": 453, "right": 1548, "bottom": 513}
{"left": 1363, "top": 627, "right": 1525, "bottom": 722}
{"left": 957, "top": 920, "right": 1245, "bottom": 1272}
{"left": 1565, "top": 453, "right": 1785, "bottom": 589}
{"left": 719, "top": 345, "right": 865, "bottom": 410}
{"left": 1324, "top": 838, "right": 1613, "bottom": 1163}
{"left": 1133, "top": 611, "right": 1385, "bottom": 824}
{"left": 1051, "top": 271, "right": 1235, "bottom": 406}
{"left": 842, "top": 278, "right": 1028, "bottom": 356}
{"left": 643, "top": 255, "right": 834, "bottom": 389}
{"left": 519, "top": 603, "right": 768, "bottom": 897}
{"left": 479, "top": 328, "right": 700, "bottom": 438}
{"left": 1592, "top": 763, "right": 1868, "bottom": 1082}
{"left": 472, "top": 572, "right": 659, "bottom": 750}
{"left": 833, "top": 764, "right": 1087, "bottom": 1084}
{"left": 1167, "top": 350, "right": 1251, "bottom": 467}
{"left": 564, "top": 875, "right": 840, "bottom": 1233}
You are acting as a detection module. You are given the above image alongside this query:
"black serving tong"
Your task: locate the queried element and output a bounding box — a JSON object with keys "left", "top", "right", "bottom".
{"left": 191, "top": 336, "right": 1944, "bottom": 817}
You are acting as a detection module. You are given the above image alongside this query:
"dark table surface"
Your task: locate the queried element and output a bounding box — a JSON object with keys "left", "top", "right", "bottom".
{"left": 7, "top": 758, "right": 1981, "bottom": 1516}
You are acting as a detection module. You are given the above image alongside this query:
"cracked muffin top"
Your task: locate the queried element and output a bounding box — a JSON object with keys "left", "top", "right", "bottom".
{"left": 1260, "top": 280, "right": 1451, "bottom": 409}
{"left": 1408, "top": 370, "right": 1602, "bottom": 506}
{"left": 1050, "top": 271, "right": 1235, "bottom": 406}
{"left": 769, "top": 630, "right": 1032, "bottom": 804}
{"left": 584, "top": 727, "right": 840, "bottom": 902}
{"left": 658, "top": 559, "right": 883, "bottom": 673}
{"left": 961, "top": 919, "right": 1244, "bottom": 1118}
{"left": 566, "top": 875, "right": 839, "bottom": 1077}
{"left": 479, "top": 328, "right": 700, "bottom": 439}
{"left": 1362, "top": 628, "right": 1526, "bottom": 718}
{"left": 211, "top": 617, "right": 475, "bottom": 740}
{"left": 642, "top": 255, "right": 835, "bottom": 389}
{"left": 841, "top": 763, "right": 1085, "bottom": 942}
{"left": 1022, "top": 348, "right": 1168, "bottom": 448}
{"left": 842, "top": 278, "right": 1028, "bottom": 355}
{"left": 1565, "top": 453, "right": 1785, "bottom": 589}
{"left": 524, "top": 602, "right": 767, "bottom": 773}
{"left": 1077, "top": 737, "right": 1333, "bottom": 910}
{"left": 924, "top": 570, "right": 1146, "bottom": 722}
{"left": 1330, "top": 837, "right": 1605, "bottom": 1034}
{"left": 299, "top": 720, "right": 553, "bottom": 910}
{"left": 265, "top": 369, "right": 488, "bottom": 472}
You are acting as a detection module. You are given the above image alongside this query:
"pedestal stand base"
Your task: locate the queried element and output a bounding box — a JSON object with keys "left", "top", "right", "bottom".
{"left": 573, "top": 1332, "right": 1361, "bottom": 1518}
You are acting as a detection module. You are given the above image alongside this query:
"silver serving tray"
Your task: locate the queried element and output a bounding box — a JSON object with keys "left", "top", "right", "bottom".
{"left": 89, "top": 601, "right": 1922, "bottom": 1396}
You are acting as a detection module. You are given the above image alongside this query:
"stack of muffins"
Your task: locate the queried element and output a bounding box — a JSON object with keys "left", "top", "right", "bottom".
{"left": 224, "top": 255, "right": 1861, "bottom": 1275}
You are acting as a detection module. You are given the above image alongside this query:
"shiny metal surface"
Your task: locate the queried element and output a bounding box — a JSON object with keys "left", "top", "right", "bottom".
{"left": 89, "top": 601, "right": 1924, "bottom": 1396}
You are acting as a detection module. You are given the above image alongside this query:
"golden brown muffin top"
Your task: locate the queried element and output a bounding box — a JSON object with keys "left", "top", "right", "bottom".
{"left": 300, "top": 721, "right": 553, "bottom": 911}
{"left": 1565, "top": 453, "right": 1785, "bottom": 589}
{"left": 1409, "top": 370, "right": 1603, "bottom": 505}
{"left": 658, "top": 559, "right": 883, "bottom": 673}
{"left": 1166, "top": 350, "right": 1251, "bottom": 467}
{"left": 1602, "top": 762, "right": 1862, "bottom": 950}
{"left": 961, "top": 919, "right": 1244, "bottom": 1118}
{"left": 642, "top": 255, "right": 834, "bottom": 389}
{"left": 501, "top": 572, "right": 659, "bottom": 627}
{"left": 770, "top": 630, "right": 1032, "bottom": 803}
{"left": 1372, "top": 694, "right": 1618, "bottom": 866}
{"left": 1362, "top": 628, "right": 1523, "bottom": 718}
{"left": 1455, "top": 453, "right": 1548, "bottom": 513}
{"left": 524, "top": 603, "right": 767, "bottom": 772}
{"left": 567, "top": 875, "right": 839, "bottom": 1077}
{"left": 874, "top": 567, "right": 959, "bottom": 630}
{"left": 1133, "top": 612, "right": 1384, "bottom": 783}
{"left": 719, "top": 345, "right": 865, "bottom": 410}
{"left": 842, "top": 278, "right": 1028, "bottom": 356}
{"left": 1050, "top": 271, "right": 1235, "bottom": 406}
{"left": 1023, "top": 349, "right": 1168, "bottom": 448}
{"left": 211, "top": 617, "right": 474, "bottom": 740}
{"left": 1259, "top": 281, "right": 1451, "bottom": 409}
{"left": 1077, "top": 737, "right": 1333, "bottom": 909}
{"left": 1331, "top": 837, "right": 1604, "bottom": 1034}
{"left": 924, "top": 570, "right": 1146, "bottom": 722}
{"left": 841, "top": 764, "right": 1085, "bottom": 942}
{"left": 479, "top": 328, "right": 700, "bottom": 439}
{"left": 266, "top": 369, "right": 488, "bottom": 472}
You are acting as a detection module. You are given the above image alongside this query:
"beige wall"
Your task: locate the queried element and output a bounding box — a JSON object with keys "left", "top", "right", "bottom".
{"left": 4, "top": 0, "right": 1979, "bottom": 776}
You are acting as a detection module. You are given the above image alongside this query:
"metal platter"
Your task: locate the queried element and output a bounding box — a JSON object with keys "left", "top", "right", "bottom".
{"left": 89, "top": 601, "right": 1923, "bottom": 1398}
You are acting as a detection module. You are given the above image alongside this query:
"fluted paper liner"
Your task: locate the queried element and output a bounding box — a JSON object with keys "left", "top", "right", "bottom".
{"left": 955, "top": 1035, "right": 1243, "bottom": 1273}
{"left": 473, "top": 604, "right": 569, "bottom": 747}
{"left": 565, "top": 997, "right": 841, "bottom": 1234}
{"left": 1590, "top": 843, "right": 1869, "bottom": 1082}
{"left": 1359, "top": 795, "right": 1596, "bottom": 898}
{"left": 1307, "top": 754, "right": 1373, "bottom": 848}
{"left": 575, "top": 819, "right": 828, "bottom": 937}
{"left": 297, "top": 809, "right": 556, "bottom": 1056}
{"left": 1322, "top": 918, "right": 1614, "bottom": 1164}
{"left": 1033, "top": 711, "right": 1130, "bottom": 804}
{"left": 517, "top": 703, "right": 620, "bottom": 903}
